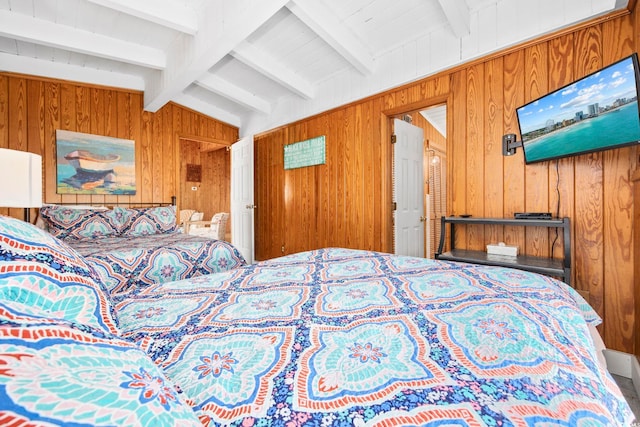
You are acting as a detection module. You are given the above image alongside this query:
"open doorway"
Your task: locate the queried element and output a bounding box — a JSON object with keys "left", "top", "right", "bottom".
{"left": 390, "top": 104, "right": 448, "bottom": 259}
{"left": 176, "top": 136, "right": 232, "bottom": 240}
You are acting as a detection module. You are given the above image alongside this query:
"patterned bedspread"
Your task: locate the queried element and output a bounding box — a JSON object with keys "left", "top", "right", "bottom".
{"left": 68, "top": 233, "right": 246, "bottom": 295}
{"left": 114, "top": 248, "right": 634, "bottom": 426}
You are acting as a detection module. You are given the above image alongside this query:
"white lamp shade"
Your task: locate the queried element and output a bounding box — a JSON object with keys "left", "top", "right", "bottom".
{"left": 0, "top": 148, "right": 43, "bottom": 208}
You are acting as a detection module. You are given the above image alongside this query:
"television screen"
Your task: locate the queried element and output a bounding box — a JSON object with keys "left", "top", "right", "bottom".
{"left": 516, "top": 53, "right": 640, "bottom": 164}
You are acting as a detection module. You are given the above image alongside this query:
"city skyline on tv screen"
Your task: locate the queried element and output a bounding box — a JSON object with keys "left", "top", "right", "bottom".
{"left": 517, "top": 54, "right": 640, "bottom": 163}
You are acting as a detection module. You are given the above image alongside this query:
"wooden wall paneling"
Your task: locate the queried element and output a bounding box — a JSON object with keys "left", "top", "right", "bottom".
{"left": 129, "top": 93, "right": 143, "bottom": 205}
{"left": 602, "top": 15, "right": 635, "bottom": 351}
{"left": 465, "top": 63, "right": 485, "bottom": 251}
{"left": 255, "top": 130, "right": 283, "bottom": 260}
{"left": 284, "top": 125, "right": 299, "bottom": 253}
{"left": 343, "top": 104, "right": 366, "bottom": 248}
{"left": 44, "top": 82, "right": 60, "bottom": 204}
{"left": 573, "top": 26, "right": 606, "bottom": 322}
{"left": 161, "top": 106, "right": 174, "bottom": 204}
{"left": 547, "top": 34, "right": 576, "bottom": 285}
{"left": 379, "top": 105, "right": 392, "bottom": 253}
{"left": 635, "top": 168, "right": 640, "bottom": 359}
{"left": 8, "top": 77, "right": 27, "bottom": 218}
{"left": 633, "top": 1, "right": 640, "bottom": 360}
{"left": 484, "top": 57, "right": 505, "bottom": 247}
{"left": 204, "top": 148, "right": 230, "bottom": 216}
{"left": 295, "top": 122, "right": 313, "bottom": 253}
{"left": 8, "top": 78, "right": 26, "bottom": 150}
{"left": 316, "top": 113, "right": 330, "bottom": 250}
{"left": 151, "top": 111, "right": 163, "bottom": 204}
{"left": 172, "top": 105, "right": 183, "bottom": 208}
{"left": 502, "top": 50, "right": 526, "bottom": 253}
{"left": 523, "top": 43, "right": 550, "bottom": 258}
{"left": 255, "top": 131, "right": 268, "bottom": 259}
{"left": 75, "top": 85, "right": 91, "bottom": 205}
{"left": 449, "top": 70, "right": 467, "bottom": 251}
{"left": 0, "top": 75, "right": 6, "bottom": 217}
{"left": 180, "top": 139, "right": 200, "bottom": 213}
{"left": 26, "top": 79, "right": 45, "bottom": 221}
{"left": 90, "top": 87, "right": 106, "bottom": 206}
{"left": 59, "top": 82, "right": 77, "bottom": 205}
{"left": 1, "top": 74, "right": 236, "bottom": 220}
{"left": 333, "top": 109, "right": 347, "bottom": 250}
{"left": 362, "top": 100, "right": 377, "bottom": 250}
{"left": 274, "top": 128, "right": 286, "bottom": 258}
{"left": 59, "top": 82, "right": 76, "bottom": 212}
{"left": 115, "top": 91, "right": 132, "bottom": 204}
{"left": 103, "top": 89, "right": 118, "bottom": 206}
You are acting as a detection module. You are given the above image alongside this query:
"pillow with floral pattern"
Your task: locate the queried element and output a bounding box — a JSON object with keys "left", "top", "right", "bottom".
{"left": 39, "top": 205, "right": 123, "bottom": 240}
{"left": 116, "top": 205, "right": 178, "bottom": 237}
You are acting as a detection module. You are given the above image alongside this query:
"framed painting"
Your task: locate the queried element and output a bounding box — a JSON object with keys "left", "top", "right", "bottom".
{"left": 56, "top": 130, "right": 136, "bottom": 195}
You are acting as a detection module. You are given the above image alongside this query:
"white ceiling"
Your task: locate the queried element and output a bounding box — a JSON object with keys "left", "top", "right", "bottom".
{"left": 0, "top": 0, "right": 629, "bottom": 136}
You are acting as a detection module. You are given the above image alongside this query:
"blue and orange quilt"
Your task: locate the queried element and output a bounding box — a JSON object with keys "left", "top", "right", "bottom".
{"left": 68, "top": 233, "right": 246, "bottom": 295}
{"left": 114, "top": 248, "right": 635, "bottom": 426}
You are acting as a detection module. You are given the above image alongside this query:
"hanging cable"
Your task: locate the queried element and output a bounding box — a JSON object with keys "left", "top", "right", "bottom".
{"left": 550, "top": 160, "right": 561, "bottom": 258}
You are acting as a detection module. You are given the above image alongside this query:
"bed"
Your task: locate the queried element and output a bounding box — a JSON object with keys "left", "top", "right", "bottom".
{"left": 38, "top": 203, "right": 246, "bottom": 294}
{"left": 0, "top": 214, "right": 635, "bottom": 426}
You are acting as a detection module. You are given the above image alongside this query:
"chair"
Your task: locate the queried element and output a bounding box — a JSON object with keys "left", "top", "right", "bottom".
{"left": 180, "top": 210, "right": 205, "bottom": 233}
{"left": 178, "top": 209, "right": 195, "bottom": 232}
{"left": 188, "top": 212, "right": 229, "bottom": 240}
{"left": 209, "top": 212, "right": 229, "bottom": 240}
{"left": 179, "top": 209, "right": 196, "bottom": 225}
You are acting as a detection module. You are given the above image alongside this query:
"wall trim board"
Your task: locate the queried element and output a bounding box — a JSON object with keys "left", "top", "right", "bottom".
{"left": 1, "top": 71, "right": 142, "bottom": 95}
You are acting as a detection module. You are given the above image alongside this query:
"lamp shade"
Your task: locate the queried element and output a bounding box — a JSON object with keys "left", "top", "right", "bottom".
{"left": 0, "top": 148, "right": 43, "bottom": 208}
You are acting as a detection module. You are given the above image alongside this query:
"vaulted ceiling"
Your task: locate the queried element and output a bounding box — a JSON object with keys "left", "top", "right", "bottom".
{"left": 0, "top": 0, "right": 630, "bottom": 136}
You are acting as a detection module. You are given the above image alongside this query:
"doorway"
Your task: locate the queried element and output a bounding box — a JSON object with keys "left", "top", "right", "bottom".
{"left": 176, "top": 136, "right": 231, "bottom": 238}
{"left": 390, "top": 103, "right": 448, "bottom": 259}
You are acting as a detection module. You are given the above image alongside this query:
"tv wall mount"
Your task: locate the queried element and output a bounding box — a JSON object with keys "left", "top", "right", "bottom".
{"left": 502, "top": 133, "right": 523, "bottom": 156}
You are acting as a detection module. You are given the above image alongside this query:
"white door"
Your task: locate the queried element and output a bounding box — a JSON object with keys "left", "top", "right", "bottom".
{"left": 393, "top": 119, "right": 424, "bottom": 257}
{"left": 231, "top": 136, "right": 255, "bottom": 264}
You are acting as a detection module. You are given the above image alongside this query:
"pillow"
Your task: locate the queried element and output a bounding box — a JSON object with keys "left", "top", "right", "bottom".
{"left": 117, "top": 206, "right": 178, "bottom": 237}
{"left": 39, "top": 205, "right": 122, "bottom": 240}
{"left": 0, "top": 322, "right": 201, "bottom": 426}
{"left": 0, "top": 215, "right": 119, "bottom": 334}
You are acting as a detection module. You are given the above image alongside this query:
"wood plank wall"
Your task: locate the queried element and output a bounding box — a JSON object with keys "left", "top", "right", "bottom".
{"left": 0, "top": 74, "right": 238, "bottom": 218}
{"left": 255, "top": 12, "right": 638, "bottom": 354}
{"left": 180, "top": 143, "right": 231, "bottom": 220}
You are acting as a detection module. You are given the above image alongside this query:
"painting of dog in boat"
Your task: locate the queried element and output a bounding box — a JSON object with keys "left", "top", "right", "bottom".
{"left": 56, "top": 130, "right": 136, "bottom": 195}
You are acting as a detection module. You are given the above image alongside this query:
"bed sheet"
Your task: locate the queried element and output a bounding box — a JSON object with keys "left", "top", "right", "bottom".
{"left": 68, "top": 232, "right": 246, "bottom": 295}
{"left": 114, "top": 248, "right": 634, "bottom": 426}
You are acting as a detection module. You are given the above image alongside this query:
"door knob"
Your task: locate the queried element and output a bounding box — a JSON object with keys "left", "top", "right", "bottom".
{"left": 420, "top": 216, "right": 427, "bottom": 222}
{"left": 245, "top": 204, "right": 257, "bottom": 209}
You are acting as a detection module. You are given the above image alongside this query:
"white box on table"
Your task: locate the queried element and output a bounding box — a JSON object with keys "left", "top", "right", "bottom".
{"left": 486, "top": 242, "right": 518, "bottom": 257}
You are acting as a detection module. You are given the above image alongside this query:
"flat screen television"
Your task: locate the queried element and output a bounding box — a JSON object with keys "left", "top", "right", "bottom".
{"left": 516, "top": 53, "right": 640, "bottom": 164}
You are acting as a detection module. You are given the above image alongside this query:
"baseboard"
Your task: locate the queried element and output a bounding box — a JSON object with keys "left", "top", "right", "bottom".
{"left": 632, "top": 354, "right": 640, "bottom": 399}
{"left": 604, "top": 349, "right": 640, "bottom": 397}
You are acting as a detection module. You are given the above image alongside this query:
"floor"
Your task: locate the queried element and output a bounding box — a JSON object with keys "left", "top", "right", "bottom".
{"left": 612, "top": 374, "right": 640, "bottom": 423}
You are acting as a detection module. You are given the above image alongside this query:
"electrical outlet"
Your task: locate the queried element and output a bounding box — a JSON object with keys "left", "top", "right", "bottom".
{"left": 191, "top": 186, "right": 197, "bottom": 191}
